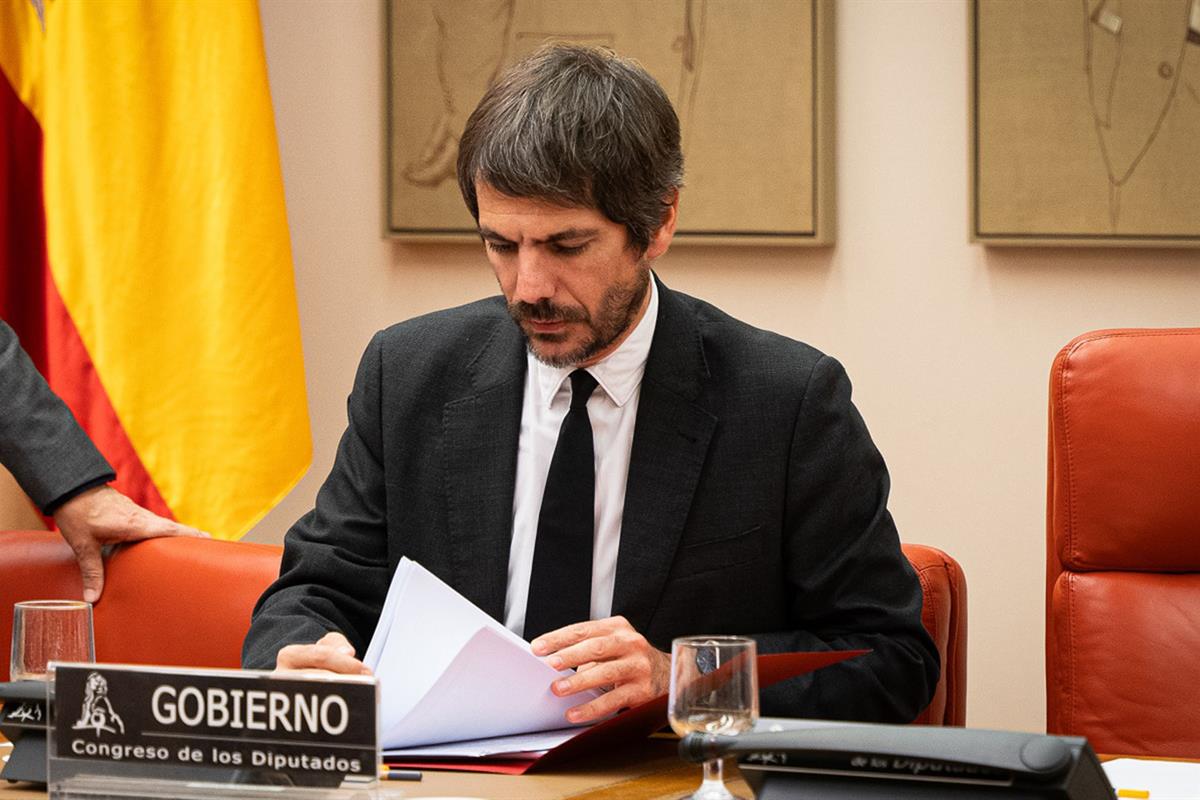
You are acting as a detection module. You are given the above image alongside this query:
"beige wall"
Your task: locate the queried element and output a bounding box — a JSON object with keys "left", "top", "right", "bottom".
{"left": 250, "top": 0, "right": 1200, "bottom": 733}
{"left": 5, "top": 0, "right": 1198, "bottom": 733}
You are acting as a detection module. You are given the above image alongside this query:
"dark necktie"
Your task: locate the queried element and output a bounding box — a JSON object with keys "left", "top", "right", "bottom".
{"left": 524, "top": 369, "right": 599, "bottom": 641}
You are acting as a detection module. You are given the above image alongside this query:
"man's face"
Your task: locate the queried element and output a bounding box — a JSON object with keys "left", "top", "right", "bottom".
{"left": 476, "top": 182, "right": 675, "bottom": 368}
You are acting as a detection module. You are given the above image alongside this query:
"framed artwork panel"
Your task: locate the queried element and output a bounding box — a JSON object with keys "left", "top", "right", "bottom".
{"left": 972, "top": 0, "right": 1200, "bottom": 246}
{"left": 385, "top": 0, "right": 835, "bottom": 245}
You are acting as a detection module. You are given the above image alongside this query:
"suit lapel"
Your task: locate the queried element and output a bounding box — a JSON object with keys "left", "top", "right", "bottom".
{"left": 613, "top": 280, "right": 717, "bottom": 633}
{"left": 443, "top": 318, "right": 527, "bottom": 622}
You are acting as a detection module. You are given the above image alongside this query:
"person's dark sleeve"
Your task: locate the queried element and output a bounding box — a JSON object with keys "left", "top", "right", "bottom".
{"left": 752, "top": 355, "right": 939, "bottom": 723}
{"left": 0, "top": 320, "right": 115, "bottom": 514}
{"left": 242, "top": 333, "right": 392, "bottom": 669}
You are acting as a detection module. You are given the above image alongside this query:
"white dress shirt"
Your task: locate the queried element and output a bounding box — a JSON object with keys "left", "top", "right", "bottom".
{"left": 503, "top": 278, "right": 660, "bottom": 637}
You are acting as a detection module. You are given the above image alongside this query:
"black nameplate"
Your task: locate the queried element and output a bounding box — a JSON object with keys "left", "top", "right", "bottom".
{"left": 53, "top": 665, "right": 376, "bottom": 781}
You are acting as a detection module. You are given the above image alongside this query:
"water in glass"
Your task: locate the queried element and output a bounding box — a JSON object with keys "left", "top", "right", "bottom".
{"left": 669, "top": 636, "right": 758, "bottom": 800}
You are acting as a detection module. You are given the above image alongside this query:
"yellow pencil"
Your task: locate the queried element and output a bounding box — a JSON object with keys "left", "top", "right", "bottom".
{"left": 1116, "top": 789, "right": 1150, "bottom": 799}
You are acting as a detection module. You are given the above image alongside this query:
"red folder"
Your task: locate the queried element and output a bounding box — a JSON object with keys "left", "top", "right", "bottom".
{"left": 385, "top": 648, "right": 865, "bottom": 775}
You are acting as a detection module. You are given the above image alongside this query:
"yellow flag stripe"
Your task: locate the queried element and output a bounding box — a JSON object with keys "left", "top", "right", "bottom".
{"left": 23, "top": 0, "right": 310, "bottom": 538}
{"left": 0, "top": 0, "right": 44, "bottom": 115}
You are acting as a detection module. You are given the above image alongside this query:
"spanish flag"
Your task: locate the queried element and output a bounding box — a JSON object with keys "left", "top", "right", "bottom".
{"left": 0, "top": 0, "right": 310, "bottom": 539}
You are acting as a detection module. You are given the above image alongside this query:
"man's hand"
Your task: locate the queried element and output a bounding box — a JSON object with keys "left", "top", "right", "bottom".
{"left": 531, "top": 615, "right": 670, "bottom": 724}
{"left": 275, "top": 632, "right": 372, "bottom": 676}
{"left": 52, "top": 485, "right": 208, "bottom": 603}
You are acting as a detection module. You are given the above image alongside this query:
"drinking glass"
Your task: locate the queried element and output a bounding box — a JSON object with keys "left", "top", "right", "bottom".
{"left": 668, "top": 636, "right": 758, "bottom": 800}
{"left": 9, "top": 600, "right": 95, "bottom": 681}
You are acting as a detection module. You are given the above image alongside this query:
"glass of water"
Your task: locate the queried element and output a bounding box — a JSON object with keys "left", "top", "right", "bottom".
{"left": 668, "top": 636, "right": 758, "bottom": 800}
{"left": 10, "top": 600, "right": 95, "bottom": 681}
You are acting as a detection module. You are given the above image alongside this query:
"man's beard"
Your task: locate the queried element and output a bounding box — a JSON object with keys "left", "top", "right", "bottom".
{"left": 507, "top": 268, "right": 651, "bottom": 368}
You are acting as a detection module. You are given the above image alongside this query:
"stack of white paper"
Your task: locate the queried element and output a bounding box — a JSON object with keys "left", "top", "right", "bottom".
{"left": 362, "top": 558, "right": 598, "bottom": 750}
{"left": 1103, "top": 758, "right": 1200, "bottom": 799}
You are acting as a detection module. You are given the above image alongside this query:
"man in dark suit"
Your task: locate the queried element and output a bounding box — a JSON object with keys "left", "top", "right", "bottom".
{"left": 243, "top": 44, "right": 937, "bottom": 724}
{"left": 0, "top": 320, "right": 204, "bottom": 601}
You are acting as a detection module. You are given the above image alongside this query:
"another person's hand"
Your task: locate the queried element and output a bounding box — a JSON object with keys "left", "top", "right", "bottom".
{"left": 52, "top": 485, "right": 208, "bottom": 603}
{"left": 275, "top": 632, "right": 372, "bottom": 676}
{"left": 531, "top": 615, "right": 670, "bottom": 724}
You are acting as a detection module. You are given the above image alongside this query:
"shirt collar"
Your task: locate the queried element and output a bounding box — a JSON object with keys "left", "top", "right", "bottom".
{"left": 531, "top": 275, "right": 659, "bottom": 409}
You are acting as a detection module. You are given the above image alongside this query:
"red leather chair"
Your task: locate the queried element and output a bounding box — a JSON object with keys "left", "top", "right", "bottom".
{"left": 0, "top": 531, "right": 965, "bottom": 725}
{"left": 904, "top": 543, "right": 967, "bottom": 726}
{"left": 1047, "top": 328, "right": 1200, "bottom": 757}
{"left": 0, "top": 531, "right": 282, "bottom": 681}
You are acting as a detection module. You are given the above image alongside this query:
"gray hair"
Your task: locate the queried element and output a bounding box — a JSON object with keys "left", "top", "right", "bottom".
{"left": 456, "top": 42, "right": 683, "bottom": 252}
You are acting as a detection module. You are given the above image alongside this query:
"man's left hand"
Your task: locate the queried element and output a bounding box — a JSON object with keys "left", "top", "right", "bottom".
{"left": 530, "top": 615, "right": 670, "bottom": 724}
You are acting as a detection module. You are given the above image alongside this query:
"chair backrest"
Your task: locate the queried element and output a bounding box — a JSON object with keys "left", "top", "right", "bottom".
{"left": 1047, "top": 328, "right": 1200, "bottom": 757}
{"left": 903, "top": 543, "right": 968, "bottom": 726}
{"left": 0, "top": 531, "right": 966, "bottom": 726}
{"left": 0, "top": 530, "right": 282, "bottom": 680}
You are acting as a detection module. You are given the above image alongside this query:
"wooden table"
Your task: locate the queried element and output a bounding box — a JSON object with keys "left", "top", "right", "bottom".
{"left": 1, "top": 737, "right": 749, "bottom": 800}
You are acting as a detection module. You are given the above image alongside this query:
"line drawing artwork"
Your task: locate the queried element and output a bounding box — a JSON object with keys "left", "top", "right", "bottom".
{"left": 402, "top": 0, "right": 516, "bottom": 187}
{"left": 389, "top": 0, "right": 823, "bottom": 239}
{"left": 400, "top": 0, "right": 709, "bottom": 190}
{"left": 1083, "top": 0, "right": 1200, "bottom": 229}
{"left": 676, "top": 0, "right": 708, "bottom": 154}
